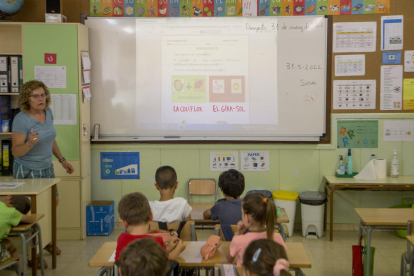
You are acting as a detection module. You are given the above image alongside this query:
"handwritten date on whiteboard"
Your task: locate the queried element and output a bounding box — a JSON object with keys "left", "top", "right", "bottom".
{"left": 286, "top": 63, "right": 323, "bottom": 70}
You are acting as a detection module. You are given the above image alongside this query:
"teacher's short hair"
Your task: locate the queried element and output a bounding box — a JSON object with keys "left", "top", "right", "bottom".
{"left": 18, "top": 80, "right": 51, "bottom": 112}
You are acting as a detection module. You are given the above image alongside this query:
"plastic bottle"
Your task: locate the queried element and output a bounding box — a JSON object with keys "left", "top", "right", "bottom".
{"left": 370, "top": 154, "right": 376, "bottom": 161}
{"left": 347, "top": 149, "right": 353, "bottom": 175}
{"left": 390, "top": 150, "right": 399, "bottom": 178}
{"left": 337, "top": 155, "right": 345, "bottom": 175}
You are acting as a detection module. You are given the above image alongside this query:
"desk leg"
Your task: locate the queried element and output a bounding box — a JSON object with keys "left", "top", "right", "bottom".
{"left": 410, "top": 247, "right": 414, "bottom": 276}
{"left": 30, "top": 195, "right": 37, "bottom": 276}
{"left": 329, "top": 187, "right": 336, "bottom": 242}
{"left": 365, "top": 226, "right": 373, "bottom": 276}
{"left": 52, "top": 184, "right": 57, "bottom": 269}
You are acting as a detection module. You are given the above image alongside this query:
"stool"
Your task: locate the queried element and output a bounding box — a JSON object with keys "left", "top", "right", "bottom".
{"left": 0, "top": 257, "right": 21, "bottom": 275}
{"left": 10, "top": 214, "right": 45, "bottom": 276}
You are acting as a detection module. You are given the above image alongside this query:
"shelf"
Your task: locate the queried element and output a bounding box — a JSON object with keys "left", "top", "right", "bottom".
{"left": 0, "top": 93, "right": 19, "bottom": 96}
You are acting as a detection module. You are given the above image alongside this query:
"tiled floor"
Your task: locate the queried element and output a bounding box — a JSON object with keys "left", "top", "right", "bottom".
{"left": 1, "top": 229, "right": 407, "bottom": 276}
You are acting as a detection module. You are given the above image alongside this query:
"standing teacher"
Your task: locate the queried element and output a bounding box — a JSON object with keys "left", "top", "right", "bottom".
{"left": 11, "top": 80, "right": 74, "bottom": 268}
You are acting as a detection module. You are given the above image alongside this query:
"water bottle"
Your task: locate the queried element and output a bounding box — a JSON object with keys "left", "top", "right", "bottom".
{"left": 390, "top": 150, "right": 399, "bottom": 178}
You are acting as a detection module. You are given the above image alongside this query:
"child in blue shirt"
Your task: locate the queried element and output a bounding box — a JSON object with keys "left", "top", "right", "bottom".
{"left": 203, "top": 169, "right": 245, "bottom": 224}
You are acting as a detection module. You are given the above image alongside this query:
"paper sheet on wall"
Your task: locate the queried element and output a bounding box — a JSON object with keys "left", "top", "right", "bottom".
{"left": 333, "top": 22, "right": 377, "bottom": 53}
{"left": 50, "top": 94, "right": 77, "bottom": 125}
{"left": 405, "top": 51, "right": 414, "bottom": 72}
{"left": 34, "top": 66, "right": 66, "bottom": 88}
{"left": 383, "top": 120, "right": 413, "bottom": 142}
{"left": 337, "top": 120, "right": 378, "bottom": 149}
{"left": 241, "top": 151, "right": 269, "bottom": 171}
{"left": 381, "top": 15, "right": 404, "bottom": 51}
{"left": 82, "top": 85, "right": 91, "bottom": 102}
{"left": 210, "top": 151, "right": 238, "bottom": 172}
{"left": 380, "top": 65, "right": 403, "bottom": 110}
{"left": 403, "top": 78, "right": 414, "bottom": 110}
{"left": 335, "top": 55, "right": 365, "bottom": 76}
{"left": 333, "top": 80, "right": 376, "bottom": 110}
{"left": 81, "top": 52, "right": 91, "bottom": 70}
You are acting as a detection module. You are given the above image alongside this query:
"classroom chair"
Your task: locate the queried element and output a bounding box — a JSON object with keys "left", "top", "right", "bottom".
{"left": 401, "top": 220, "right": 414, "bottom": 276}
{"left": 149, "top": 221, "right": 197, "bottom": 241}
{"left": 214, "top": 223, "right": 287, "bottom": 242}
{"left": 9, "top": 214, "right": 45, "bottom": 276}
{"left": 187, "top": 178, "right": 217, "bottom": 203}
{"left": 0, "top": 257, "right": 21, "bottom": 276}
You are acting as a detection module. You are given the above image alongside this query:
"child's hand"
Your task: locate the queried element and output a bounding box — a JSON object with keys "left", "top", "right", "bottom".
{"left": 236, "top": 220, "right": 246, "bottom": 235}
{"left": 166, "top": 238, "right": 179, "bottom": 252}
{"left": 174, "top": 239, "right": 186, "bottom": 254}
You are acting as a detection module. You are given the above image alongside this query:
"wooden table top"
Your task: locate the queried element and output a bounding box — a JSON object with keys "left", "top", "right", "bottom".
{"left": 407, "top": 236, "right": 414, "bottom": 247}
{"left": 89, "top": 241, "right": 310, "bottom": 269}
{"left": 10, "top": 214, "right": 44, "bottom": 232}
{"left": 189, "top": 203, "right": 289, "bottom": 224}
{"left": 324, "top": 175, "right": 414, "bottom": 186}
{"left": 0, "top": 178, "right": 61, "bottom": 195}
{"left": 355, "top": 208, "right": 414, "bottom": 226}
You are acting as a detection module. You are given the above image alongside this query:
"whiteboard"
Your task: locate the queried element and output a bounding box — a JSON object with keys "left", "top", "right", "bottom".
{"left": 86, "top": 17, "right": 327, "bottom": 141}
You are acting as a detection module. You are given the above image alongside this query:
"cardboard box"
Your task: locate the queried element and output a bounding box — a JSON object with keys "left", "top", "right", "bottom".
{"left": 87, "top": 201, "right": 114, "bottom": 236}
{"left": 45, "top": 14, "right": 67, "bottom": 23}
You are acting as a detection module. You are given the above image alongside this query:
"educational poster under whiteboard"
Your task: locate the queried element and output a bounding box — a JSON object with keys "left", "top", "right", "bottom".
{"left": 34, "top": 66, "right": 66, "bottom": 88}
{"left": 241, "top": 151, "right": 269, "bottom": 171}
{"left": 335, "top": 55, "right": 365, "bottom": 76}
{"left": 333, "top": 22, "right": 377, "bottom": 53}
{"left": 333, "top": 80, "right": 376, "bottom": 110}
{"left": 337, "top": 120, "right": 378, "bottom": 149}
{"left": 49, "top": 94, "right": 77, "bottom": 125}
{"left": 380, "top": 65, "right": 403, "bottom": 110}
{"left": 381, "top": 15, "right": 403, "bottom": 51}
{"left": 210, "top": 151, "right": 238, "bottom": 172}
{"left": 383, "top": 120, "right": 413, "bottom": 142}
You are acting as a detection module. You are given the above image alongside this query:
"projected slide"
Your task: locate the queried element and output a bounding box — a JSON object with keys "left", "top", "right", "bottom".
{"left": 136, "top": 18, "right": 278, "bottom": 132}
{"left": 161, "top": 36, "right": 249, "bottom": 125}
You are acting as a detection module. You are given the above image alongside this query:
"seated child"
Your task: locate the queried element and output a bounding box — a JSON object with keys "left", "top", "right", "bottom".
{"left": 243, "top": 239, "right": 291, "bottom": 276}
{"left": 227, "top": 192, "right": 287, "bottom": 266}
{"left": 149, "top": 166, "right": 192, "bottom": 223}
{"left": 203, "top": 169, "right": 245, "bottom": 224}
{"left": 0, "top": 195, "right": 35, "bottom": 265}
{"left": 118, "top": 238, "right": 169, "bottom": 276}
{"left": 116, "top": 192, "right": 186, "bottom": 262}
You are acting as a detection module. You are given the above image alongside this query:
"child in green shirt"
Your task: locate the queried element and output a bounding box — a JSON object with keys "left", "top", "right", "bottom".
{"left": 0, "top": 195, "right": 35, "bottom": 266}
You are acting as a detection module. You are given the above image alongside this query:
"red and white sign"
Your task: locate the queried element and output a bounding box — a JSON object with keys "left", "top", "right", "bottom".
{"left": 45, "top": 53, "right": 57, "bottom": 64}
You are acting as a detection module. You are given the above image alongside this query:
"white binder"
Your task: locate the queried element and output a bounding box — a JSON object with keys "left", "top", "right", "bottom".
{"left": 10, "top": 56, "right": 19, "bottom": 93}
{"left": 0, "top": 56, "right": 8, "bottom": 92}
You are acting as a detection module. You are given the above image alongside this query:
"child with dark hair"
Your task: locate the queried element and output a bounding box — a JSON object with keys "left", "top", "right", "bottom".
{"left": 243, "top": 239, "right": 291, "bottom": 276}
{"left": 116, "top": 192, "right": 186, "bottom": 262}
{"left": 0, "top": 195, "right": 35, "bottom": 266}
{"left": 149, "top": 166, "right": 192, "bottom": 223}
{"left": 203, "top": 169, "right": 245, "bottom": 224}
{"left": 226, "top": 193, "right": 287, "bottom": 266}
{"left": 118, "top": 238, "right": 169, "bottom": 276}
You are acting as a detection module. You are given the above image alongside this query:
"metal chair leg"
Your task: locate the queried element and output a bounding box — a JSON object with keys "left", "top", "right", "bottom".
{"left": 18, "top": 233, "right": 27, "bottom": 276}
{"left": 35, "top": 223, "right": 45, "bottom": 276}
{"left": 402, "top": 252, "right": 407, "bottom": 276}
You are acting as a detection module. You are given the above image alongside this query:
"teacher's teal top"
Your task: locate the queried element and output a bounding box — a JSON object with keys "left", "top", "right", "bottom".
{"left": 12, "top": 109, "right": 56, "bottom": 170}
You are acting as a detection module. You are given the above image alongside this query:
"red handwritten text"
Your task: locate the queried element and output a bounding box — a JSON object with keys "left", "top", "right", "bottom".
{"left": 173, "top": 105, "right": 203, "bottom": 112}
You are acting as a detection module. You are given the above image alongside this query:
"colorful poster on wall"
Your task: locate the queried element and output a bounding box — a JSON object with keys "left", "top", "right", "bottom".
{"left": 91, "top": 0, "right": 389, "bottom": 16}
{"left": 101, "top": 152, "right": 140, "bottom": 179}
{"left": 241, "top": 151, "right": 269, "bottom": 171}
{"left": 210, "top": 151, "right": 239, "bottom": 171}
{"left": 337, "top": 120, "right": 378, "bottom": 148}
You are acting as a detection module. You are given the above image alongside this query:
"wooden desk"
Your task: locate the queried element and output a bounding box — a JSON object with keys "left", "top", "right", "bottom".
{"left": 355, "top": 208, "right": 414, "bottom": 276}
{"left": 89, "top": 242, "right": 116, "bottom": 268}
{"left": 11, "top": 214, "right": 44, "bottom": 231}
{"left": 0, "top": 178, "right": 60, "bottom": 276}
{"left": 324, "top": 175, "right": 414, "bottom": 241}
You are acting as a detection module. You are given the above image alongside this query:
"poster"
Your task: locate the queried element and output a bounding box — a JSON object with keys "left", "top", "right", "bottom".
{"left": 332, "top": 22, "right": 377, "bottom": 53}
{"left": 382, "top": 51, "right": 401, "bottom": 64}
{"left": 403, "top": 78, "right": 414, "bottom": 110}
{"left": 49, "top": 94, "right": 77, "bottom": 125}
{"left": 380, "top": 65, "right": 403, "bottom": 110}
{"left": 101, "top": 152, "right": 140, "bottom": 179}
{"left": 337, "top": 120, "right": 378, "bottom": 148}
{"left": 383, "top": 120, "right": 413, "bottom": 142}
{"left": 381, "top": 15, "right": 403, "bottom": 51}
{"left": 404, "top": 51, "right": 414, "bottom": 72}
{"left": 210, "top": 151, "right": 238, "bottom": 171}
{"left": 241, "top": 151, "right": 269, "bottom": 171}
{"left": 335, "top": 55, "right": 365, "bottom": 76}
{"left": 34, "top": 66, "right": 66, "bottom": 88}
{"left": 333, "top": 80, "right": 376, "bottom": 110}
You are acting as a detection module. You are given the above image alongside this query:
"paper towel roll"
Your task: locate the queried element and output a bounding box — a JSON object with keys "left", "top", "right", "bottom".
{"left": 354, "top": 160, "right": 377, "bottom": 180}
{"left": 374, "top": 159, "right": 387, "bottom": 179}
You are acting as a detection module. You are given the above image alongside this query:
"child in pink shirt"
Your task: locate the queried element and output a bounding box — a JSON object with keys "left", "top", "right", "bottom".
{"left": 227, "top": 193, "right": 287, "bottom": 266}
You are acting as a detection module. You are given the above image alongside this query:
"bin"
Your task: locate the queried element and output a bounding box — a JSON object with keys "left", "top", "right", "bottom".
{"left": 299, "top": 191, "right": 327, "bottom": 238}
{"left": 87, "top": 201, "right": 115, "bottom": 236}
{"left": 273, "top": 190, "right": 299, "bottom": 237}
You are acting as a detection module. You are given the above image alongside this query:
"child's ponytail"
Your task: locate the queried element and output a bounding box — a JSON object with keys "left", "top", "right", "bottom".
{"left": 265, "top": 198, "right": 276, "bottom": 240}
{"left": 242, "top": 193, "right": 278, "bottom": 240}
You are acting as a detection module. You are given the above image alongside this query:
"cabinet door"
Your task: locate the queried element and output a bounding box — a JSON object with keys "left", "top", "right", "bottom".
{"left": 57, "top": 180, "right": 81, "bottom": 228}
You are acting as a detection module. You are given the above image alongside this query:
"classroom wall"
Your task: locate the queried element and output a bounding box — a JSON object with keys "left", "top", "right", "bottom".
{"left": 91, "top": 115, "right": 414, "bottom": 225}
